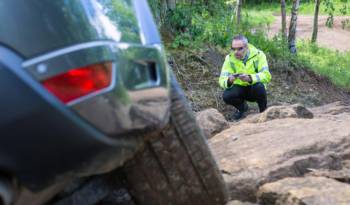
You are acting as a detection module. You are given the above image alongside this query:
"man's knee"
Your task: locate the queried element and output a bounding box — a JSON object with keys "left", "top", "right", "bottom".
{"left": 222, "top": 90, "right": 232, "bottom": 104}
{"left": 252, "top": 82, "right": 265, "bottom": 90}
{"left": 223, "top": 88, "right": 240, "bottom": 104}
{"left": 251, "top": 83, "right": 266, "bottom": 97}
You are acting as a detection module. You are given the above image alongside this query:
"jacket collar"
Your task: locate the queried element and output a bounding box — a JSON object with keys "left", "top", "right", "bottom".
{"left": 247, "top": 44, "right": 259, "bottom": 58}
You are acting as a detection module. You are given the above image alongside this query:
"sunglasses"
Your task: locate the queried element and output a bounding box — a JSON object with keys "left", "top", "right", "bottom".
{"left": 231, "top": 46, "right": 245, "bottom": 52}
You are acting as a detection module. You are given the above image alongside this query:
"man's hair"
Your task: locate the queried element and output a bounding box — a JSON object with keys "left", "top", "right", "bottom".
{"left": 232, "top": 35, "right": 248, "bottom": 45}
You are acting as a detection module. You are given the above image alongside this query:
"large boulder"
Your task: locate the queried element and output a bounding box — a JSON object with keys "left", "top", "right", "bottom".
{"left": 257, "top": 176, "right": 350, "bottom": 205}
{"left": 209, "top": 103, "right": 350, "bottom": 202}
{"left": 196, "top": 108, "right": 229, "bottom": 139}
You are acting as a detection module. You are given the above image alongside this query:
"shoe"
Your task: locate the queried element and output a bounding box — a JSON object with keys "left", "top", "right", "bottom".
{"left": 243, "top": 102, "right": 248, "bottom": 112}
{"left": 259, "top": 106, "right": 267, "bottom": 113}
{"left": 233, "top": 110, "right": 245, "bottom": 120}
{"left": 233, "top": 102, "right": 248, "bottom": 120}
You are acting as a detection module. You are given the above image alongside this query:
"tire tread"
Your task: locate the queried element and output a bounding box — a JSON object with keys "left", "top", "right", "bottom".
{"left": 124, "top": 76, "right": 228, "bottom": 205}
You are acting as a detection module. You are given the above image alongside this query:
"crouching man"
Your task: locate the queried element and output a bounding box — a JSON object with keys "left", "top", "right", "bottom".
{"left": 219, "top": 35, "right": 272, "bottom": 120}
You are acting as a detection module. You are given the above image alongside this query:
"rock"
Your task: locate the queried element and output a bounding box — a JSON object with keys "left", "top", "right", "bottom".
{"left": 247, "top": 104, "right": 313, "bottom": 123}
{"left": 306, "top": 167, "right": 350, "bottom": 184}
{"left": 310, "top": 101, "right": 350, "bottom": 117}
{"left": 209, "top": 103, "right": 350, "bottom": 202}
{"left": 257, "top": 176, "right": 350, "bottom": 205}
{"left": 196, "top": 108, "right": 229, "bottom": 139}
{"left": 226, "top": 200, "right": 257, "bottom": 205}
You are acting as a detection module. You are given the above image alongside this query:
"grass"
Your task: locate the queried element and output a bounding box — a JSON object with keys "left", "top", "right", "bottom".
{"left": 241, "top": 9, "right": 276, "bottom": 26}
{"left": 297, "top": 41, "right": 350, "bottom": 89}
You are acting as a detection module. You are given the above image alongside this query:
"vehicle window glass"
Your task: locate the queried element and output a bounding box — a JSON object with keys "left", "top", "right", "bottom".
{"left": 97, "top": 0, "right": 141, "bottom": 43}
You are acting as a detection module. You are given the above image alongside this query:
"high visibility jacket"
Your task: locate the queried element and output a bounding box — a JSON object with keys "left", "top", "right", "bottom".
{"left": 219, "top": 44, "right": 271, "bottom": 89}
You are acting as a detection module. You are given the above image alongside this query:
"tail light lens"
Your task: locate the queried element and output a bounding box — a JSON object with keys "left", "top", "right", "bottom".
{"left": 41, "top": 62, "right": 113, "bottom": 104}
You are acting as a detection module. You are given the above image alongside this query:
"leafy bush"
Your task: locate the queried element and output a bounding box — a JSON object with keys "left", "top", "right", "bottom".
{"left": 164, "top": 3, "right": 235, "bottom": 48}
{"left": 163, "top": 2, "right": 276, "bottom": 49}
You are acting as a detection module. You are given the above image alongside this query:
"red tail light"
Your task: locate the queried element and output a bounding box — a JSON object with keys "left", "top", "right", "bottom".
{"left": 41, "top": 62, "right": 113, "bottom": 104}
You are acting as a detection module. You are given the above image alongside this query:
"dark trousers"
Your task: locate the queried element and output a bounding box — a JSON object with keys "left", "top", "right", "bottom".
{"left": 223, "top": 83, "right": 267, "bottom": 112}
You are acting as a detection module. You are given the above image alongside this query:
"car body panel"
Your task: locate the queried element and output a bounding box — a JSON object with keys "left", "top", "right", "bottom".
{"left": 22, "top": 41, "right": 170, "bottom": 138}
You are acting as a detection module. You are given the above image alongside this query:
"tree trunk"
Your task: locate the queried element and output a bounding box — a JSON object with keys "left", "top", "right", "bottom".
{"left": 312, "top": 0, "right": 321, "bottom": 43}
{"left": 236, "top": 0, "right": 242, "bottom": 25}
{"left": 281, "top": 0, "right": 287, "bottom": 41}
{"left": 288, "top": 0, "right": 300, "bottom": 54}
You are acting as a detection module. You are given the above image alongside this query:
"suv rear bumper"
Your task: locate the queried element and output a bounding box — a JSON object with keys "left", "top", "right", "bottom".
{"left": 23, "top": 41, "right": 171, "bottom": 139}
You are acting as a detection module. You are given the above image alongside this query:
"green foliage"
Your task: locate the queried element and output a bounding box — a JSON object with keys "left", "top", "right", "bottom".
{"left": 164, "top": 2, "right": 276, "bottom": 49}
{"left": 172, "top": 32, "right": 192, "bottom": 48}
{"left": 339, "top": 3, "right": 348, "bottom": 14}
{"left": 339, "top": 1, "right": 350, "bottom": 29}
{"left": 324, "top": 0, "right": 335, "bottom": 28}
{"left": 241, "top": 9, "right": 275, "bottom": 26}
{"left": 166, "top": 5, "right": 194, "bottom": 33}
{"left": 165, "top": 2, "right": 235, "bottom": 48}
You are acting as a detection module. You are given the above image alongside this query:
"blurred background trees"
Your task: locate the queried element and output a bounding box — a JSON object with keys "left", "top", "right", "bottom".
{"left": 147, "top": 0, "right": 349, "bottom": 52}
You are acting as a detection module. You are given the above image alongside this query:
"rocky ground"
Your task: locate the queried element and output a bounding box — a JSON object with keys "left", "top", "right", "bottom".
{"left": 195, "top": 101, "right": 350, "bottom": 205}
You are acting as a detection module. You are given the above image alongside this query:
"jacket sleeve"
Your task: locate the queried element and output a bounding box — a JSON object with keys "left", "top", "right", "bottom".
{"left": 219, "top": 55, "right": 232, "bottom": 89}
{"left": 250, "top": 51, "right": 271, "bottom": 84}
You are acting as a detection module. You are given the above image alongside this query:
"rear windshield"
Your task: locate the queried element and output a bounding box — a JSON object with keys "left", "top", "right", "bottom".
{"left": 97, "top": 0, "right": 141, "bottom": 43}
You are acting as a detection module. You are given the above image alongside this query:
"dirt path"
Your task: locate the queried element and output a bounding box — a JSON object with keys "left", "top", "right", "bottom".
{"left": 268, "top": 15, "right": 350, "bottom": 52}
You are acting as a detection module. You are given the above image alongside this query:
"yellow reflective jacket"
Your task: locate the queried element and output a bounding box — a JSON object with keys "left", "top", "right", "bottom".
{"left": 219, "top": 44, "right": 271, "bottom": 89}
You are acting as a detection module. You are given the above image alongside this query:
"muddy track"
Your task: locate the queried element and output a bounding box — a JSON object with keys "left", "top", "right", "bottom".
{"left": 268, "top": 15, "right": 350, "bottom": 52}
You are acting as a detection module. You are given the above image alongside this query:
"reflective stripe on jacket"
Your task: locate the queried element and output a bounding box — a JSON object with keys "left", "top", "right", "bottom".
{"left": 218, "top": 44, "right": 271, "bottom": 89}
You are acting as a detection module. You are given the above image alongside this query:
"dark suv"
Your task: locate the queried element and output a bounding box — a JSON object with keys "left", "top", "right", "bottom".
{"left": 0, "top": 0, "right": 228, "bottom": 204}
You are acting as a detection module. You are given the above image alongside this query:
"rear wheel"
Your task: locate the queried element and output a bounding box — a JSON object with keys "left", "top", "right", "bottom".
{"left": 123, "top": 76, "right": 228, "bottom": 205}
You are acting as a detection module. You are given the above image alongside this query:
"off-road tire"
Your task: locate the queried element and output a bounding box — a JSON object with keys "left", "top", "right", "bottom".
{"left": 123, "top": 76, "right": 228, "bottom": 205}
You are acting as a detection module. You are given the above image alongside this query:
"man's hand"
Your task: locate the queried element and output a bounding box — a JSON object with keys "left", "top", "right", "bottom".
{"left": 238, "top": 74, "right": 252, "bottom": 83}
{"left": 228, "top": 74, "right": 239, "bottom": 84}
